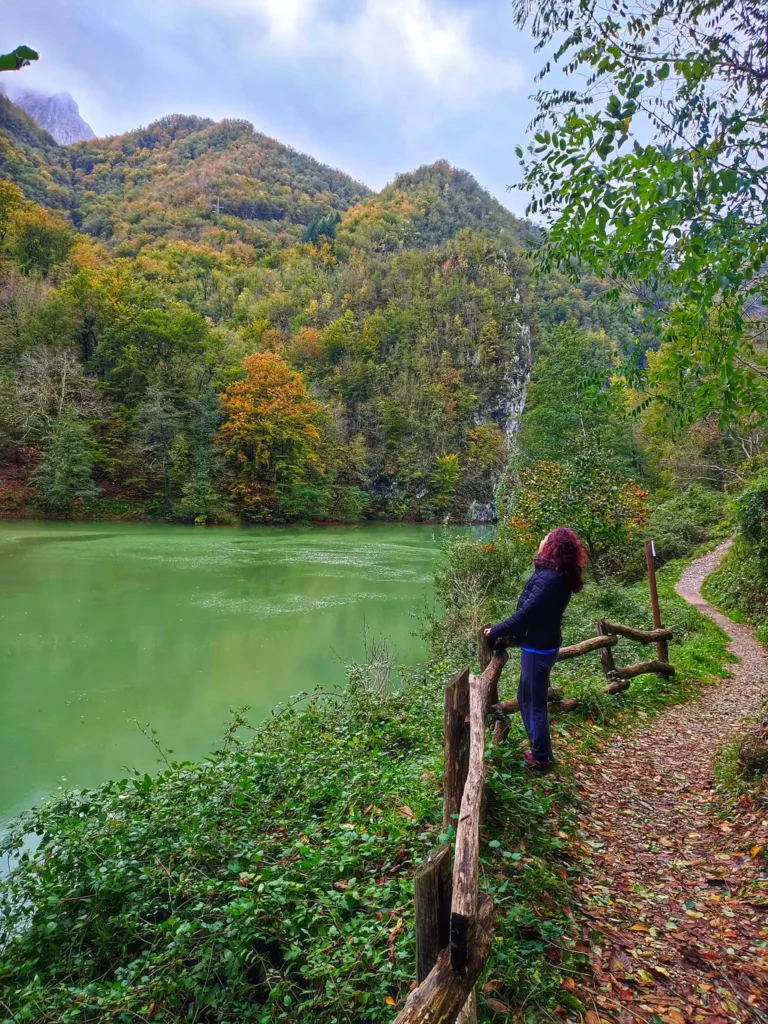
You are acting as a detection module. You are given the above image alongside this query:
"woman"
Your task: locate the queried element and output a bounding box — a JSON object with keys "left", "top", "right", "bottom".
{"left": 484, "top": 527, "right": 587, "bottom": 771}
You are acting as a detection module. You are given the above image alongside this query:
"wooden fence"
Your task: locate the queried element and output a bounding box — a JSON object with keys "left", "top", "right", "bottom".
{"left": 393, "top": 617, "right": 675, "bottom": 1023}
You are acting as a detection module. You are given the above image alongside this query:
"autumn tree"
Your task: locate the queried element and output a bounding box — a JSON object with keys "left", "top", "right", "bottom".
{"left": 0, "top": 180, "right": 25, "bottom": 244}
{"left": 5, "top": 205, "right": 74, "bottom": 277}
{"left": 508, "top": 447, "right": 649, "bottom": 572}
{"left": 219, "top": 352, "right": 324, "bottom": 516}
{"left": 432, "top": 453, "right": 462, "bottom": 513}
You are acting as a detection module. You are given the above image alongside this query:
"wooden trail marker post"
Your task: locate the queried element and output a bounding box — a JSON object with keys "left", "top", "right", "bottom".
{"left": 644, "top": 538, "right": 668, "bottom": 664}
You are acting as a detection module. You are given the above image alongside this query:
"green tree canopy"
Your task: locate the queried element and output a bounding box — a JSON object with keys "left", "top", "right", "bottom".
{"left": 514, "top": 0, "right": 768, "bottom": 424}
{"left": 519, "top": 323, "right": 639, "bottom": 470}
{"left": 31, "top": 407, "right": 100, "bottom": 516}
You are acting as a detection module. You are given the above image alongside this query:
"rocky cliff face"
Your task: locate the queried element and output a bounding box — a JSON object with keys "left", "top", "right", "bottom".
{"left": 2, "top": 86, "right": 95, "bottom": 145}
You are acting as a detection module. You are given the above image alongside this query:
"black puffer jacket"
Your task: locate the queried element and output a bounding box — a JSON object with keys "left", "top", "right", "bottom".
{"left": 487, "top": 561, "right": 573, "bottom": 651}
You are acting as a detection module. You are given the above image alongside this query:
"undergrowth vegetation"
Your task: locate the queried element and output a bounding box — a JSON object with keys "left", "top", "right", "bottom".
{"left": 703, "top": 474, "right": 768, "bottom": 644}
{"left": 713, "top": 701, "right": 768, "bottom": 816}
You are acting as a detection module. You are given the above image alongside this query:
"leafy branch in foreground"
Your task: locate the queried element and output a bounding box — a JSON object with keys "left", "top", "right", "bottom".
{"left": 0, "top": 46, "right": 39, "bottom": 72}
{"left": 512, "top": 0, "right": 768, "bottom": 423}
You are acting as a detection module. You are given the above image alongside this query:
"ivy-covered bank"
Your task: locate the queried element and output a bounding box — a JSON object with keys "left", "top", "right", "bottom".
{"left": 0, "top": 559, "right": 729, "bottom": 1024}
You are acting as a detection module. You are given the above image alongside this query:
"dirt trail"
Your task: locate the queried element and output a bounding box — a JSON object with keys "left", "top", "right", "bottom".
{"left": 568, "top": 541, "right": 768, "bottom": 1024}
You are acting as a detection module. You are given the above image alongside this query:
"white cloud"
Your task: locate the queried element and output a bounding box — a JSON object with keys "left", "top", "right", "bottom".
{"left": 171, "top": 0, "right": 523, "bottom": 110}
{"left": 347, "top": 0, "right": 521, "bottom": 97}
{"left": 207, "top": 0, "right": 318, "bottom": 44}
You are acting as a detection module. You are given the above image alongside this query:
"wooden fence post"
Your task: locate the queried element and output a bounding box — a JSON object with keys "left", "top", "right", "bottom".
{"left": 479, "top": 626, "right": 508, "bottom": 744}
{"left": 477, "top": 625, "right": 493, "bottom": 672}
{"left": 597, "top": 619, "right": 617, "bottom": 678}
{"left": 443, "top": 668, "right": 470, "bottom": 831}
{"left": 451, "top": 653, "right": 507, "bottom": 973}
{"left": 414, "top": 845, "right": 452, "bottom": 984}
{"left": 394, "top": 894, "right": 495, "bottom": 1024}
{"left": 456, "top": 990, "right": 478, "bottom": 1023}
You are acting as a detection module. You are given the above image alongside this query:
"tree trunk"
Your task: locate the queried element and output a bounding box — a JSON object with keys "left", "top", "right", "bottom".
{"left": 557, "top": 634, "right": 618, "bottom": 660}
{"left": 494, "top": 686, "right": 563, "bottom": 716}
{"left": 612, "top": 659, "right": 675, "bottom": 680}
{"left": 597, "top": 619, "right": 617, "bottom": 678}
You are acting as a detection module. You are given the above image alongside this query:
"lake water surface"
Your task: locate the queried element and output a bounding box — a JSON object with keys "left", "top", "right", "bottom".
{"left": 0, "top": 522, "right": 446, "bottom": 827}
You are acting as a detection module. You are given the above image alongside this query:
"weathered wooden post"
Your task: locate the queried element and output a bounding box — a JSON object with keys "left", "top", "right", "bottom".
{"left": 393, "top": 895, "right": 495, "bottom": 1023}
{"left": 450, "top": 653, "right": 507, "bottom": 973}
{"left": 443, "top": 668, "right": 470, "bottom": 831}
{"left": 477, "top": 625, "right": 493, "bottom": 673}
{"left": 479, "top": 627, "right": 510, "bottom": 745}
{"left": 644, "top": 538, "right": 668, "bottom": 664}
{"left": 478, "top": 624, "right": 500, "bottom": 709}
{"left": 456, "top": 991, "right": 477, "bottom": 1023}
{"left": 414, "top": 845, "right": 452, "bottom": 984}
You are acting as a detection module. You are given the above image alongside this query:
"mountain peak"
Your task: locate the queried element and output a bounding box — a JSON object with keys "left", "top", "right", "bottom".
{"left": 1, "top": 84, "right": 95, "bottom": 145}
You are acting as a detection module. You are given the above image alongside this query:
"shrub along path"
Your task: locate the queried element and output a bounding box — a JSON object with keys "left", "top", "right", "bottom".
{"left": 564, "top": 542, "right": 768, "bottom": 1024}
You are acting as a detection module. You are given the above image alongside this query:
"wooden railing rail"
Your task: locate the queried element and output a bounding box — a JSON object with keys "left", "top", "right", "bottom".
{"left": 600, "top": 619, "right": 673, "bottom": 643}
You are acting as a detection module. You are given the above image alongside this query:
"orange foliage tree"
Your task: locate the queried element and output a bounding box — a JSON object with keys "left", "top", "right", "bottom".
{"left": 220, "top": 352, "right": 324, "bottom": 514}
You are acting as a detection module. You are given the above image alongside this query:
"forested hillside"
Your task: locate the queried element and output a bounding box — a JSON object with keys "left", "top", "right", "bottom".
{"left": 1, "top": 87, "right": 751, "bottom": 530}
{"left": 0, "top": 95, "right": 628, "bottom": 524}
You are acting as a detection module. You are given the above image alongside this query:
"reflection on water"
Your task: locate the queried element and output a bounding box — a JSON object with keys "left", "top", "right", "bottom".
{"left": 0, "top": 522, "right": 448, "bottom": 826}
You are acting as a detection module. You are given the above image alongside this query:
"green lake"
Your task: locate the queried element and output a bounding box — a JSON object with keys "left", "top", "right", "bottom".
{"left": 0, "top": 522, "right": 448, "bottom": 828}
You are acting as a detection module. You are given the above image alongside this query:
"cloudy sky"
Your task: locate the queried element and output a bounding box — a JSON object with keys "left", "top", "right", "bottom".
{"left": 4, "top": 0, "right": 541, "bottom": 213}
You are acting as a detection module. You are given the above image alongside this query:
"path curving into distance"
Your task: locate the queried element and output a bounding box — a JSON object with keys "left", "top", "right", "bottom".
{"left": 567, "top": 540, "right": 768, "bottom": 1024}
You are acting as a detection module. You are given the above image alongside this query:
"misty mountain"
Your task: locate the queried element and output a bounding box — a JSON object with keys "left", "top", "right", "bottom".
{"left": 1, "top": 84, "right": 95, "bottom": 145}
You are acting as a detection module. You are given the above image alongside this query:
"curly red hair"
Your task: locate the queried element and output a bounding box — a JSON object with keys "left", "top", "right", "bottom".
{"left": 536, "top": 527, "right": 587, "bottom": 593}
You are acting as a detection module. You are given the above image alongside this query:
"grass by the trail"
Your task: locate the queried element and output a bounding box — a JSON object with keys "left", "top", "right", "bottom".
{"left": 0, "top": 560, "right": 731, "bottom": 1024}
{"left": 702, "top": 537, "right": 768, "bottom": 647}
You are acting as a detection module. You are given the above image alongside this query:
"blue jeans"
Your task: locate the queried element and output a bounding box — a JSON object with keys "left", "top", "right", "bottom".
{"left": 518, "top": 648, "right": 559, "bottom": 762}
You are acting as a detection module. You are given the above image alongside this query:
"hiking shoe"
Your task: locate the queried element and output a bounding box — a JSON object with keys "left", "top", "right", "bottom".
{"left": 523, "top": 751, "right": 555, "bottom": 772}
